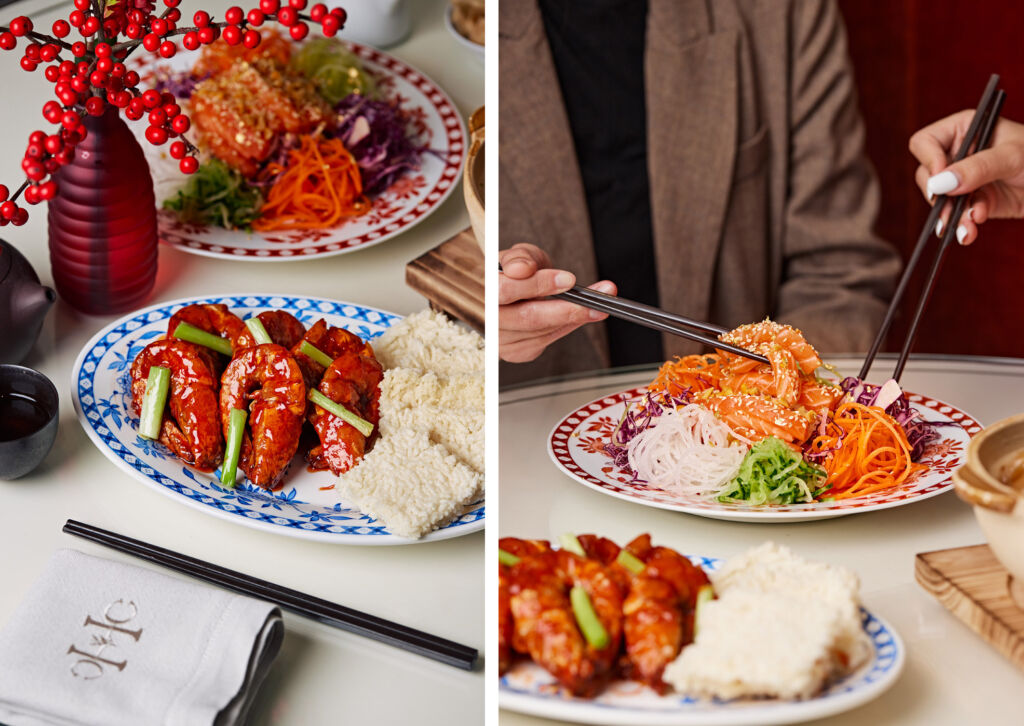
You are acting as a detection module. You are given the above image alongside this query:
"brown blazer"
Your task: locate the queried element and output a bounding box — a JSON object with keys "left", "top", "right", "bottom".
{"left": 499, "top": 0, "right": 901, "bottom": 384}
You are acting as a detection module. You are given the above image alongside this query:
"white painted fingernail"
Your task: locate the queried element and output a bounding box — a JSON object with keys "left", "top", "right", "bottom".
{"left": 927, "top": 170, "right": 959, "bottom": 197}
{"left": 956, "top": 225, "right": 968, "bottom": 245}
{"left": 554, "top": 272, "right": 574, "bottom": 288}
{"left": 935, "top": 218, "right": 944, "bottom": 237}
{"left": 967, "top": 206, "right": 975, "bottom": 221}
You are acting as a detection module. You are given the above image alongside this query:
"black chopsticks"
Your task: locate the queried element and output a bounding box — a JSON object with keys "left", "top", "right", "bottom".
{"left": 860, "top": 74, "right": 1005, "bottom": 382}
{"left": 62, "top": 519, "right": 479, "bottom": 671}
{"left": 553, "top": 286, "right": 770, "bottom": 365}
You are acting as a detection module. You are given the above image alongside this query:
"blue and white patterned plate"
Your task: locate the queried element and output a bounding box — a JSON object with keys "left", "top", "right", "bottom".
{"left": 71, "top": 293, "right": 485, "bottom": 545}
{"left": 500, "top": 555, "right": 904, "bottom": 725}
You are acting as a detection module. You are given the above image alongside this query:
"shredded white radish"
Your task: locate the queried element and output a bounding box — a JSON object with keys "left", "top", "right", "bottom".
{"left": 627, "top": 404, "right": 748, "bottom": 496}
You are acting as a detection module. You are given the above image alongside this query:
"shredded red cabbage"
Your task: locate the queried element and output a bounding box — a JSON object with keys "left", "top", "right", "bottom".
{"left": 839, "top": 376, "right": 944, "bottom": 460}
{"left": 154, "top": 68, "right": 208, "bottom": 99}
{"left": 604, "top": 390, "right": 692, "bottom": 473}
{"left": 329, "top": 93, "right": 428, "bottom": 196}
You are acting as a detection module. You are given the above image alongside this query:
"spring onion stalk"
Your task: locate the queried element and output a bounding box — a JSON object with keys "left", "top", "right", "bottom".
{"left": 498, "top": 549, "right": 520, "bottom": 567}
{"left": 299, "top": 340, "right": 334, "bottom": 368}
{"left": 308, "top": 389, "right": 373, "bottom": 437}
{"left": 558, "top": 533, "right": 585, "bottom": 557}
{"left": 570, "top": 585, "right": 609, "bottom": 649}
{"left": 220, "top": 408, "right": 247, "bottom": 488}
{"left": 139, "top": 366, "right": 170, "bottom": 440}
{"left": 171, "top": 321, "right": 233, "bottom": 356}
{"left": 693, "top": 585, "right": 714, "bottom": 637}
{"left": 615, "top": 549, "right": 645, "bottom": 575}
{"left": 245, "top": 316, "right": 273, "bottom": 345}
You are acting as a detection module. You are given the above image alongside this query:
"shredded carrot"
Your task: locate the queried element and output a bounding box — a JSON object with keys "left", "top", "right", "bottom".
{"left": 252, "top": 135, "right": 369, "bottom": 231}
{"left": 814, "top": 402, "right": 924, "bottom": 500}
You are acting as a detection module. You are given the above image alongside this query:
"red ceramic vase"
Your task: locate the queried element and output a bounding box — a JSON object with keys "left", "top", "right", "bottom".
{"left": 47, "top": 107, "right": 158, "bottom": 314}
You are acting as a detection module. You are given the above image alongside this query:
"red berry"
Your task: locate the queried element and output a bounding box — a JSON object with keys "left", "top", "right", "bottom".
{"left": 277, "top": 7, "right": 297, "bottom": 26}
{"left": 0, "top": 185, "right": 7, "bottom": 202}
{"left": 0, "top": 32, "right": 15, "bottom": 50}
{"left": 192, "top": 10, "right": 210, "bottom": 27}
{"left": 321, "top": 15, "right": 339, "bottom": 36}
{"left": 165, "top": 11, "right": 180, "bottom": 24}
{"left": 289, "top": 22, "right": 308, "bottom": 40}
{"left": 51, "top": 19, "right": 70, "bottom": 38}
{"left": 61, "top": 110, "right": 80, "bottom": 128}
{"left": 24, "top": 161, "right": 45, "bottom": 181}
{"left": 12, "top": 208, "right": 28, "bottom": 226}
{"left": 162, "top": 102, "right": 180, "bottom": 118}
{"left": 142, "top": 33, "right": 160, "bottom": 51}
{"left": 9, "top": 17, "right": 32, "bottom": 37}
{"left": 89, "top": 70, "right": 107, "bottom": 86}
{"left": 29, "top": 130, "right": 45, "bottom": 145}
{"left": 85, "top": 96, "right": 104, "bottom": 116}
{"left": 23, "top": 185, "right": 40, "bottom": 205}
{"left": 141, "top": 89, "right": 161, "bottom": 108}
{"left": 243, "top": 29, "right": 261, "bottom": 48}
{"left": 179, "top": 156, "right": 198, "bottom": 174}
{"left": 24, "top": 42, "right": 40, "bottom": 61}
{"left": 57, "top": 88, "right": 78, "bottom": 105}
{"left": 81, "top": 16, "right": 100, "bottom": 36}
{"left": 289, "top": 0, "right": 307, "bottom": 9}
{"left": 222, "top": 25, "right": 241, "bottom": 45}
{"left": 158, "top": 40, "right": 176, "bottom": 58}
{"left": 197, "top": 26, "right": 217, "bottom": 44}
{"left": 111, "top": 63, "right": 125, "bottom": 78}
{"left": 26, "top": 143, "right": 44, "bottom": 160}
{"left": 163, "top": 0, "right": 180, "bottom": 6}
{"left": 113, "top": 91, "right": 131, "bottom": 107}
{"left": 72, "top": 42, "right": 86, "bottom": 58}
{"left": 20, "top": 58, "right": 37, "bottom": 72}
{"left": 44, "top": 135, "right": 62, "bottom": 154}
{"left": 125, "top": 106, "right": 143, "bottom": 121}
{"left": 170, "top": 114, "right": 189, "bottom": 134}
{"left": 148, "top": 108, "right": 167, "bottom": 126}
{"left": 330, "top": 7, "right": 347, "bottom": 22}
{"left": 73, "top": 0, "right": 89, "bottom": 9}
{"left": 0, "top": 201, "right": 15, "bottom": 219}
{"left": 150, "top": 18, "right": 167, "bottom": 35}
{"left": 97, "top": 58, "right": 113, "bottom": 74}
{"left": 68, "top": 10, "right": 85, "bottom": 28}
{"left": 44, "top": 65, "right": 59, "bottom": 82}
{"left": 102, "top": 19, "right": 120, "bottom": 37}
{"left": 247, "top": 9, "right": 264, "bottom": 26}
{"left": 40, "top": 44, "right": 57, "bottom": 61}
{"left": 225, "top": 5, "right": 243, "bottom": 24}
{"left": 95, "top": 42, "right": 111, "bottom": 58}
{"left": 260, "top": 0, "right": 279, "bottom": 13}
{"left": 169, "top": 140, "right": 186, "bottom": 159}
{"left": 39, "top": 181, "right": 57, "bottom": 200}
{"left": 182, "top": 31, "right": 199, "bottom": 51}
{"left": 124, "top": 70, "right": 140, "bottom": 87}
{"left": 309, "top": 3, "right": 326, "bottom": 21}
{"left": 42, "top": 101, "right": 61, "bottom": 122}
{"left": 145, "top": 126, "right": 167, "bottom": 145}
{"left": 125, "top": 22, "right": 142, "bottom": 39}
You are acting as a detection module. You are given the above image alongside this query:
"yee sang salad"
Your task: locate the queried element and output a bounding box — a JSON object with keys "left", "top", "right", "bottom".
{"left": 603, "top": 319, "right": 944, "bottom": 505}
{"left": 157, "top": 32, "right": 429, "bottom": 231}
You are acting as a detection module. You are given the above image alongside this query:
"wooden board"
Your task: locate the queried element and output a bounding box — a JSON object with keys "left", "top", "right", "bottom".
{"left": 915, "top": 544, "right": 1024, "bottom": 670}
{"left": 406, "top": 228, "right": 484, "bottom": 333}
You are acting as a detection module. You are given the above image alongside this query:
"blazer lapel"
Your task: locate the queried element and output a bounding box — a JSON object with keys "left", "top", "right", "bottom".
{"left": 498, "top": 0, "right": 607, "bottom": 358}
{"left": 645, "top": 0, "right": 739, "bottom": 354}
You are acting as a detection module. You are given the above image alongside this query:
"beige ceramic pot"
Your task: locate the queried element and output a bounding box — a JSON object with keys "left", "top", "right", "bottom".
{"left": 953, "top": 412, "right": 1024, "bottom": 581}
{"left": 463, "top": 107, "right": 485, "bottom": 249}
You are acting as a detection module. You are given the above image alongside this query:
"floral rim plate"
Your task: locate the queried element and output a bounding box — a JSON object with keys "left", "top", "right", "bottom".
{"left": 131, "top": 40, "right": 466, "bottom": 260}
{"left": 71, "top": 293, "right": 484, "bottom": 544}
{"left": 500, "top": 555, "right": 904, "bottom": 726}
{"left": 548, "top": 385, "right": 978, "bottom": 522}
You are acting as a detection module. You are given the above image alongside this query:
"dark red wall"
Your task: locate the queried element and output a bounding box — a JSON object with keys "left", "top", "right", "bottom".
{"left": 838, "top": 0, "right": 1024, "bottom": 358}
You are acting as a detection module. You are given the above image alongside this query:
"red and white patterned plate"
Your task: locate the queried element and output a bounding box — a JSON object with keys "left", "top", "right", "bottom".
{"left": 130, "top": 41, "right": 466, "bottom": 260}
{"left": 547, "top": 386, "right": 979, "bottom": 522}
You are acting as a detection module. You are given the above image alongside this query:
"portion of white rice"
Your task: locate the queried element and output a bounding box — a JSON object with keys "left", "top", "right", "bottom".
{"left": 663, "top": 542, "right": 871, "bottom": 701}
{"left": 335, "top": 429, "right": 482, "bottom": 539}
{"left": 336, "top": 309, "right": 484, "bottom": 538}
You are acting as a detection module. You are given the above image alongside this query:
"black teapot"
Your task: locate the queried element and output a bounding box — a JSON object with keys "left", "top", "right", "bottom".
{"left": 0, "top": 239, "right": 55, "bottom": 364}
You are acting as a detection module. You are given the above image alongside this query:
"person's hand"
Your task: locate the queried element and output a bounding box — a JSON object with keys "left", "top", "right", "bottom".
{"left": 910, "top": 111, "right": 1024, "bottom": 245}
{"left": 499, "top": 243, "right": 617, "bottom": 363}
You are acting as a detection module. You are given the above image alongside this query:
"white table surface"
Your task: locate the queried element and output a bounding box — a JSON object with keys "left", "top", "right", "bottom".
{"left": 499, "top": 355, "right": 1024, "bottom": 726}
{"left": 0, "top": 0, "right": 485, "bottom": 722}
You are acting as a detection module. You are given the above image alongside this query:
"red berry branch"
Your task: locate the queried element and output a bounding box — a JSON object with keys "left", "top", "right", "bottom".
{"left": 0, "top": 0, "right": 347, "bottom": 227}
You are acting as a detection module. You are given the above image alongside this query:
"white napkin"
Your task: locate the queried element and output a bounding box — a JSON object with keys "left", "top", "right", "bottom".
{"left": 0, "top": 549, "right": 283, "bottom": 726}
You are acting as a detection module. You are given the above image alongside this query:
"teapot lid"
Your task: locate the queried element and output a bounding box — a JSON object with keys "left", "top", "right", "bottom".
{"left": 0, "top": 240, "right": 12, "bottom": 285}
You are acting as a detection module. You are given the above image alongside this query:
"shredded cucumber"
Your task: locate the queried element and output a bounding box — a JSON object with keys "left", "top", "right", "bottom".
{"left": 717, "top": 436, "right": 826, "bottom": 505}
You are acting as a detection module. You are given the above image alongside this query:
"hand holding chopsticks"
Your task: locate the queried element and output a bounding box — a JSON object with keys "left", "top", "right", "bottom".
{"left": 861, "top": 74, "right": 1007, "bottom": 383}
